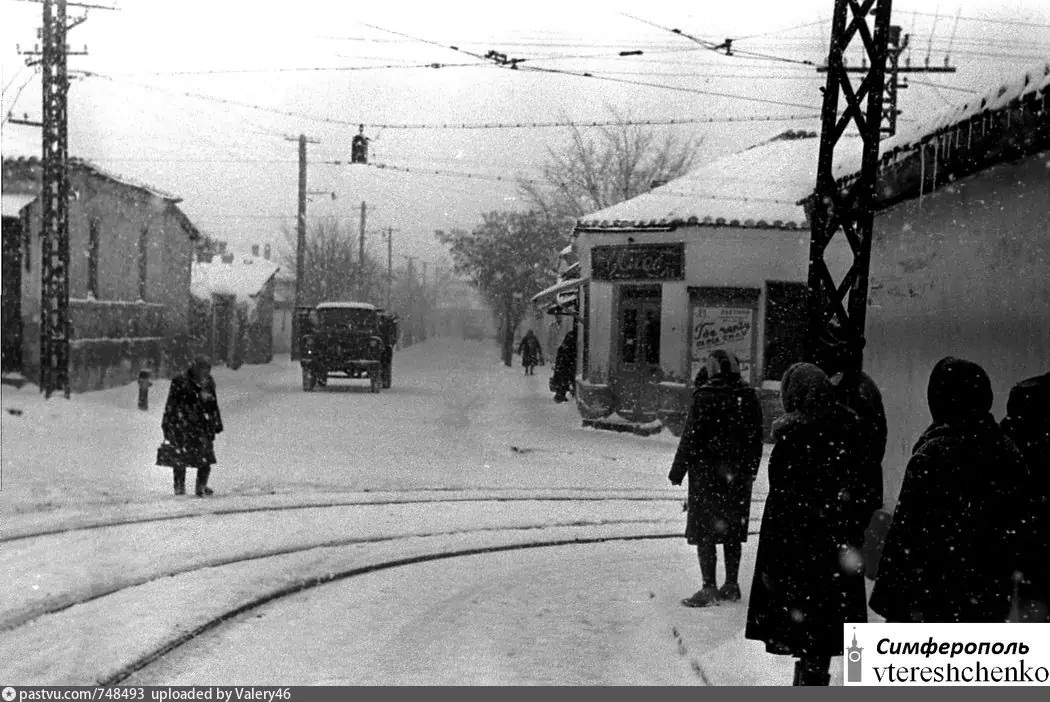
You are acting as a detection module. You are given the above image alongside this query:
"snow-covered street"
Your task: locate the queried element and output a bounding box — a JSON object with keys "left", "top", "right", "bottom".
{"left": 1, "top": 338, "right": 845, "bottom": 686}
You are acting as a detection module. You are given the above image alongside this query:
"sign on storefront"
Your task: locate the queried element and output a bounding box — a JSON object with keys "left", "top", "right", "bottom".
{"left": 691, "top": 305, "right": 755, "bottom": 383}
{"left": 592, "top": 243, "right": 684, "bottom": 281}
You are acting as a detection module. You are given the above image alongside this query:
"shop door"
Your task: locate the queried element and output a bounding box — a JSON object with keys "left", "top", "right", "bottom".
{"left": 615, "top": 287, "right": 662, "bottom": 422}
{"left": 212, "top": 295, "right": 234, "bottom": 365}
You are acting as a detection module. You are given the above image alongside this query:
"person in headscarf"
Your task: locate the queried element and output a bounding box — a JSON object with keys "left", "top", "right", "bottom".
{"left": 161, "top": 355, "right": 224, "bottom": 497}
{"left": 1000, "top": 372, "right": 1049, "bottom": 622}
{"left": 517, "top": 329, "right": 543, "bottom": 375}
{"left": 869, "top": 357, "right": 1029, "bottom": 623}
{"left": 669, "top": 350, "right": 764, "bottom": 607}
{"left": 744, "top": 363, "right": 868, "bottom": 686}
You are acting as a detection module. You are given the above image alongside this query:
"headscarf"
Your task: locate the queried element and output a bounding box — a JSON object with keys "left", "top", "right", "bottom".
{"left": 927, "top": 356, "right": 993, "bottom": 424}
{"left": 704, "top": 349, "right": 741, "bottom": 379}
{"left": 780, "top": 362, "right": 836, "bottom": 416}
{"left": 1005, "top": 372, "right": 1050, "bottom": 427}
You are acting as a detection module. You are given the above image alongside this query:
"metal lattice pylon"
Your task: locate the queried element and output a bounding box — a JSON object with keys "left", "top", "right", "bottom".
{"left": 806, "top": 0, "right": 893, "bottom": 366}
{"left": 40, "top": 0, "right": 72, "bottom": 398}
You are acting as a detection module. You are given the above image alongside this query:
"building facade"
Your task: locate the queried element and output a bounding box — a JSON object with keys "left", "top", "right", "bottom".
{"left": 4, "top": 157, "right": 199, "bottom": 391}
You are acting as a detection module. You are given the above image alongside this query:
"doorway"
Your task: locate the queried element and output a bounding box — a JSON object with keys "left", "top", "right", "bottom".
{"left": 614, "top": 285, "right": 662, "bottom": 422}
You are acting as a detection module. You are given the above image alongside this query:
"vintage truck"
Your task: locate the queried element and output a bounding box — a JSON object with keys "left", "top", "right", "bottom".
{"left": 296, "top": 302, "right": 398, "bottom": 393}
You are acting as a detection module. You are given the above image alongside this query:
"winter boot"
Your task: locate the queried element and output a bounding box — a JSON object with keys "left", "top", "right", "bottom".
{"left": 717, "top": 582, "right": 742, "bottom": 602}
{"left": 681, "top": 585, "right": 720, "bottom": 608}
{"left": 173, "top": 468, "right": 186, "bottom": 496}
{"left": 798, "top": 658, "right": 831, "bottom": 686}
{"left": 195, "top": 467, "right": 214, "bottom": 497}
{"left": 792, "top": 661, "right": 804, "bottom": 686}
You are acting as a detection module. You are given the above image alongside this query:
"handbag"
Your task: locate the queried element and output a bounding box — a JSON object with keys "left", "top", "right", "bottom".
{"left": 156, "top": 441, "right": 180, "bottom": 468}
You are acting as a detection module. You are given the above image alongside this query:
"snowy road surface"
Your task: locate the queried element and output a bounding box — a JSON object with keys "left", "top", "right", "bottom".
{"left": 0, "top": 338, "right": 842, "bottom": 686}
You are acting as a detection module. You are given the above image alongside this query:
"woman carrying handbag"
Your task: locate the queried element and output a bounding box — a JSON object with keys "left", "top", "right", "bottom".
{"left": 157, "top": 356, "right": 224, "bottom": 497}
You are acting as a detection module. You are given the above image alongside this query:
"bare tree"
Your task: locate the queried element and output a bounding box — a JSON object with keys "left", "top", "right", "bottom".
{"left": 520, "top": 106, "right": 703, "bottom": 226}
{"left": 437, "top": 211, "right": 566, "bottom": 366}
{"left": 280, "top": 216, "right": 386, "bottom": 306}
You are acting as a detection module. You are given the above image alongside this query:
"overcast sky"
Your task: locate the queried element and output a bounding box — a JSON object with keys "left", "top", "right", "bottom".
{"left": 2, "top": 0, "right": 1048, "bottom": 266}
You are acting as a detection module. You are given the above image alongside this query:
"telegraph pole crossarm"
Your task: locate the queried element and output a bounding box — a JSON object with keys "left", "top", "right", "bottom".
{"left": 805, "top": 0, "right": 892, "bottom": 370}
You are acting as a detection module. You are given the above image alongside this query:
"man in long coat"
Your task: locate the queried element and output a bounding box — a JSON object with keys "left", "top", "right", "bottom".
{"left": 551, "top": 329, "right": 577, "bottom": 403}
{"left": 669, "top": 350, "right": 764, "bottom": 607}
{"left": 162, "top": 356, "right": 224, "bottom": 497}
{"left": 745, "top": 363, "right": 868, "bottom": 686}
{"left": 870, "top": 358, "right": 1029, "bottom": 624}
{"left": 517, "top": 330, "right": 543, "bottom": 375}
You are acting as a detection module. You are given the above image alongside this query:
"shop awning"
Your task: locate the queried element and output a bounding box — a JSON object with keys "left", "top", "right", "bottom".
{"left": 531, "top": 276, "right": 588, "bottom": 309}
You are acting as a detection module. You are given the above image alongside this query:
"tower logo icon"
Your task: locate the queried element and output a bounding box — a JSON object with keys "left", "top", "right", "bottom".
{"left": 847, "top": 628, "right": 864, "bottom": 682}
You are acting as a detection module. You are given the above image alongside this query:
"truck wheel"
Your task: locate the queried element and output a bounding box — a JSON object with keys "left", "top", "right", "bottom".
{"left": 302, "top": 367, "right": 316, "bottom": 392}
{"left": 370, "top": 371, "right": 381, "bottom": 394}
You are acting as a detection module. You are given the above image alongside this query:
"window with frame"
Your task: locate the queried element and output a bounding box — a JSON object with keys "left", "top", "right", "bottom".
{"left": 764, "top": 281, "right": 808, "bottom": 382}
{"left": 138, "top": 225, "right": 148, "bottom": 300}
{"left": 88, "top": 218, "right": 100, "bottom": 298}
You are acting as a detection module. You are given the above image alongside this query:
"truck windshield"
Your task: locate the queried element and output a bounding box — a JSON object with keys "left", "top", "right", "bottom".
{"left": 317, "top": 308, "right": 376, "bottom": 331}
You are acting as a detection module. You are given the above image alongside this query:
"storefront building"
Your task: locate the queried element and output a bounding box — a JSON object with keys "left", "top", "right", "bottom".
{"left": 571, "top": 131, "right": 853, "bottom": 435}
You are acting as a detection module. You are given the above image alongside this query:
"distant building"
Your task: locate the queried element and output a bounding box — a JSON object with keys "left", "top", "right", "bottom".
{"left": 191, "top": 250, "right": 280, "bottom": 367}
{"left": 2, "top": 156, "right": 200, "bottom": 391}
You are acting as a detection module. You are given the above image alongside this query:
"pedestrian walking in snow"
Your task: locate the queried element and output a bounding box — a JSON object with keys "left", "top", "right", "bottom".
{"left": 550, "top": 329, "right": 577, "bottom": 403}
{"left": 744, "top": 363, "right": 868, "bottom": 686}
{"left": 669, "top": 350, "right": 764, "bottom": 608}
{"left": 1001, "top": 372, "right": 1050, "bottom": 622}
{"left": 814, "top": 334, "right": 887, "bottom": 562}
{"left": 160, "top": 356, "right": 224, "bottom": 497}
{"left": 869, "top": 357, "right": 1029, "bottom": 624}
{"left": 518, "top": 330, "right": 543, "bottom": 375}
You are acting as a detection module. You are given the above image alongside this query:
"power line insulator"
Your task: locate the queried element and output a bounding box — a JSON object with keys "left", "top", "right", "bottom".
{"left": 351, "top": 124, "right": 369, "bottom": 164}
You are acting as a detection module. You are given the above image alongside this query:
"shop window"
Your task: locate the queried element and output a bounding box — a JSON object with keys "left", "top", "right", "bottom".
{"left": 764, "top": 281, "right": 808, "bottom": 382}
{"left": 643, "top": 308, "right": 660, "bottom": 365}
{"left": 621, "top": 308, "right": 638, "bottom": 363}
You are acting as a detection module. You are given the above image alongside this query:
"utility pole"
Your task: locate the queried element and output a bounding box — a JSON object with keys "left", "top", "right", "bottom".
{"left": 404, "top": 256, "right": 416, "bottom": 346}
{"left": 285, "top": 133, "right": 320, "bottom": 360}
{"left": 358, "top": 201, "right": 367, "bottom": 300}
{"left": 385, "top": 227, "right": 396, "bottom": 310}
{"left": 421, "top": 261, "right": 428, "bottom": 342}
{"left": 818, "top": 23, "right": 956, "bottom": 138}
{"left": 18, "top": 0, "right": 96, "bottom": 398}
{"left": 805, "top": 0, "right": 892, "bottom": 368}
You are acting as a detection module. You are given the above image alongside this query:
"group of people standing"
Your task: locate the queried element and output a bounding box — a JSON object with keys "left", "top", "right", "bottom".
{"left": 669, "top": 345, "right": 1048, "bottom": 686}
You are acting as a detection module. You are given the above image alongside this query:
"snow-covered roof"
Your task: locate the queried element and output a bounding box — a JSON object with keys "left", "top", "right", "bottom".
{"left": 2, "top": 156, "right": 181, "bottom": 203}
{"left": 316, "top": 302, "right": 376, "bottom": 310}
{"left": 532, "top": 276, "right": 588, "bottom": 306}
{"left": 829, "top": 60, "right": 1050, "bottom": 201}
{"left": 576, "top": 133, "right": 827, "bottom": 232}
{"left": 882, "top": 60, "right": 1049, "bottom": 157}
{"left": 1, "top": 193, "right": 34, "bottom": 218}
{"left": 191, "top": 254, "right": 281, "bottom": 302}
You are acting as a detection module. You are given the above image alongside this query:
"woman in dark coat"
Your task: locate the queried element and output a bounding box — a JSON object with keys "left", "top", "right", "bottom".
{"left": 1001, "top": 373, "right": 1050, "bottom": 622}
{"left": 517, "top": 330, "right": 543, "bottom": 375}
{"left": 745, "top": 363, "right": 868, "bottom": 686}
{"left": 551, "top": 329, "right": 577, "bottom": 403}
{"left": 869, "top": 357, "right": 1029, "bottom": 624}
{"left": 669, "top": 350, "right": 764, "bottom": 607}
{"left": 161, "top": 356, "right": 224, "bottom": 497}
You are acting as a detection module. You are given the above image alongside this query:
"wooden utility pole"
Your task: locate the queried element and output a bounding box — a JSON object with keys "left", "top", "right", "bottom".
{"left": 285, "top": 133, "right": 319, "bottom": 360}
{"left": 358, "top": 201, "right": 367, "bottom": 300}
{"left": 385, "top": 227, "right": 396, "bottom": 310}
{"left": 806, "top": 0, "right": 893, "bottom": 367}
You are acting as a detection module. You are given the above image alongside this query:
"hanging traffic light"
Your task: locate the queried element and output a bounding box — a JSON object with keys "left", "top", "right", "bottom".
{"left": 351, "top": 124, "right": 369, "bottom": 164}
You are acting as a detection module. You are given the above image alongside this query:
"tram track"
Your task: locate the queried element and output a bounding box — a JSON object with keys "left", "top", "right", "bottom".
{"left": 103, "top": 529, "right": 695, "bottom": 687}
{"left": 2, "top": 488, "right": 766, "bottom": 544}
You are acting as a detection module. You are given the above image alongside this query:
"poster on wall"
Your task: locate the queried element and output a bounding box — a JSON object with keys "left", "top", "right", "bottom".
{"left": 691, "top": 306, "right": 755, "bottom": 384}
